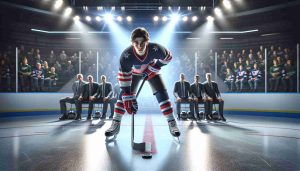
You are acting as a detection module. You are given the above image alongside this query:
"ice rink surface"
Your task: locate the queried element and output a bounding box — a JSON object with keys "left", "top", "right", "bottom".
{"left": 0, "top": 113, "right": 299, "bottom": 171}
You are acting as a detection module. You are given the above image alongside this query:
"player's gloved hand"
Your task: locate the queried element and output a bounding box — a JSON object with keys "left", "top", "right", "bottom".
{"left": 143, "top": 61, "right": 160, "bottom": 80}
{"left": 122, "top": 93, "right": 138, "bottom": 114}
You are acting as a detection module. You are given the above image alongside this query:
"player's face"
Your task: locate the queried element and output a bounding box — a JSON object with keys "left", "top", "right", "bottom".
{"left": 132, "top": 37, "right": 148, "bottom": 55}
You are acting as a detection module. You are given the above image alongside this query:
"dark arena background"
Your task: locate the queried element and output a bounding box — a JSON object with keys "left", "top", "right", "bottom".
{"left": 0, "top": 0, "right": 300, "bottom": 170}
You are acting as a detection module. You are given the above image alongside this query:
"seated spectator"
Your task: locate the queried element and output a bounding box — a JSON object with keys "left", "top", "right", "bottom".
{"left": 0, "top": 59, "right": 12, "bottom": 91}
{"left": 75, "top": 75, "right": 99, "bottom": 120}
{"left": 203, "top": 73, "right": 226, "bottom": 121}
{"left": 44, "top": 67, "right": 58, "bottom": 91}
{"left": 173, "top": 73, "right": 194, "bottom": 119}
{"left": 248, "top": 63, "right": 262, "bottom": 91}
{"left": 276, "top": 56, "right": 284, "bottom": 67}
{"left": 269, "top": 59, "right": 282, "bottom": 92}
{"left": 59, "top": 50, "right": 67, "bottom": 62}
{"left": 235, "top": 65, "right": 247, "bottom": 92}
{"left": 64, "top": 60, "right": 75, "bottom": 77}
{"left": 32, "top": 53, "right": 43, "bottom": 67}
{"left": 54, "top": 61, "right": 62, "bottom": 73}
{"left": 237, "top": 57, "right": 244, "bottom": 67}
{"left": 59, "top": 74, "right": 85, "bottom": 120}
{"left": 43, "top": 61, "right": 50, "bottom": 74}
{"left": 248, "top": 53, "right": 256, "bottom": 65}
{"left": 48, "top": 50, "right": 56, "bottom": 66}
{"left": 190, "top": 75, "right": 209, "bottom": 120}
{"left": 281, "top": 59, "right": 296, "bottom": 92}
{"left": 224, "top": 68, "right": 235, "bottom": 91}
{"left": 94, "top": 75, "right": 114, "bottom": 119}
{"left": 244, "top": 59, "right": 252, "bottom": 74}
{"left": 232, "top": 62, "right": 239, "bottom": 74}
{"left": 31, "top": 63, "right": 45, "bottom": 91}
{"left": 220, "top": 61, "right": 228, "bottom": 80}
{"left": 19, "top": 57, "right": 32, "bottom": 92}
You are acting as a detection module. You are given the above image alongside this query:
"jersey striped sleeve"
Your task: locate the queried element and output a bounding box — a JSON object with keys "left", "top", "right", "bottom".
{"left": 118, "top": 51, "right": 132, "bottom": 93}
{"left": 153, "top": 44, "right": 173, "bottom": 68}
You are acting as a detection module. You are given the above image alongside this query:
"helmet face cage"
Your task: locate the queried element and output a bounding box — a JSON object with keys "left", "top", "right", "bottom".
{"left": 131, "top": 27, "right": 149, "bottom": 42}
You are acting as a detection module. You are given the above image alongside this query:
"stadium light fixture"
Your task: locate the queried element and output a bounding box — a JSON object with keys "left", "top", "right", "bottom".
{"left": 85, "top": 16, "right": 91, "bottom": 22}
{"left": 162, "top": 16, "right": 168, "bottom": 22}
{"left": 117, "top": 16, "right": 123, "bottom": 22}
{"left": 63, "top": 7, "right": 72, "bottom": 17}
{"left": 182, "top": 16, "right": 188, "bottom": 22}
{"left": 206, "top": 16, "right": 214, "bottom": 22}
{"left": 73, "top": 15, "right": 80, "bottom": 21}
{"left": 153, "top": 16, "right": 159, "bottom": 22}
{"left": 126, "top": 16, "right": 132, "bottom": 22}
{"left": 214, "top": 7, "right": 222, "bottom": 17}
{"left": 54, "top": 0, "right": 63, "bottom": 10}
{"left": 223, "top": 0, "right": 232, "bottom": 9}
{"left": 192, "top": 16, "right": 198, "bottom": 22}
{"left": 95, "top": 16, "right": 101, "bottom": 22}
{"left": 171, "top": 13, "right": 180, "bottom": 22}
{"left": 104, "top": 13, "right": 113, "bottom": 21}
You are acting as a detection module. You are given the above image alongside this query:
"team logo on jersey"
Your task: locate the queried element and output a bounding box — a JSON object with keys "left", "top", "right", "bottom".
{"left": 124, "top": 52, "right": 130, "bottom": 59}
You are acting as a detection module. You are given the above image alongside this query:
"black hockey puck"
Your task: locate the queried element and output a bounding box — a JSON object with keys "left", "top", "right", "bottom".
{"left": 142, "top": 153, "right": 152, "bottom": 159}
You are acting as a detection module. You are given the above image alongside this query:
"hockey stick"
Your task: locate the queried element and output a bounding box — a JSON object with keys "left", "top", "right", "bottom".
{"left": 131, "top": 78, "right": 151, "bottom": 152}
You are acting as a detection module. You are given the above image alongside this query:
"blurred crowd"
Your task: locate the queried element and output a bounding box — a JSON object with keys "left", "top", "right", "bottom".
{"left": 0, "top": 44, "right": 297, "bottom": 93}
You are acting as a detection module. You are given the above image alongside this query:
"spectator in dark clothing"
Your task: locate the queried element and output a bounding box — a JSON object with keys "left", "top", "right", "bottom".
{"left": 75, "top": 75, "right": 99, "bottom": 120}
{"left": 281, "top": 59, "right": 296, "bottom": 92}
{"left": 31, "top": 63, "right": 45, "bottom": 91}
{"left": 269, "top": 59, "right": 282, "bottom": 92}
{"left": 0, "top": 59, "right": 12, "bottom": 91}
{"left": 19, "top": 57, "right": 32, "bottom": 91}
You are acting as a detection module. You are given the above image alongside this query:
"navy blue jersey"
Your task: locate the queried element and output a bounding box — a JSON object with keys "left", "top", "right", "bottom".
{"left": 117, "top": 42, "right": 172, "bottom": 93}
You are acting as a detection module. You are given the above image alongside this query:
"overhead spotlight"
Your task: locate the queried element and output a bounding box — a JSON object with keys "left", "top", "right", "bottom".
{"left": 73, "top": 15, "right": 80, "bottom": 21}
{"left": 168, "top": 6, "right": 172, "bottom": 11}
{"left": 206, "top": 16, "right": 214, "bottom": 22}
{"left": 97, "top": 6, "right": 103, "bottom": 11}
{"left": 83, "top": 6, "right": 88, "bottom": 11}
{"left": 63, "top": 7, "right": 72, "bottom": 17}
{"left": 153, "top": 16, "right": 159, "bottom": 22}
{"left": 85, "top": 16, "right": 91, "bottom": 22}
{"left": 162, "top": 16, "right": 168, "bottom": 22}
{"left": 121, "top": 6, "right": 125, "bottom": 11}
{"left": 95, "top": 16, "right": 101, "bottom": 22}
{"left": 126, "top": 16, "right": 132, "bottom": 22}
{"left": 111, "top": 6, "right": 115, "bottom": 11}
{"left": 54, "top": 0, "right": 63, "bottom": 10}
{"left": 187, "top": 6, "right": 192, "bottom": 11}
{"left": 192, "top": 16, "right": 198, "bottom": 22}
{"left": 158, "top": 6, "right": 163, "bottom": 11}
{"left": 178, "top": 6, "right": 181, "bottom": 11}
{"left": 117, "top": 16, "right": 123, "bottom": 22}
{"left": 104, "top": 13, "right": 113, "bottom": 21}
{"left": 171, "top": 13, "right": 180, "bottom": 22}
{"left": 182, "top": 16, "right": 188, "bottom": 22}
{"left": 214, "top": 7, "right": 222, "bottom": 16}
{"left": 223, "top": 0, "right": 232, "bottom": 9}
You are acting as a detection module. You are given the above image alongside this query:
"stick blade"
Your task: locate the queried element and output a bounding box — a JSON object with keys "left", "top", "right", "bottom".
{"left": 132, "top": 142, "right": 146, "bottom": 152}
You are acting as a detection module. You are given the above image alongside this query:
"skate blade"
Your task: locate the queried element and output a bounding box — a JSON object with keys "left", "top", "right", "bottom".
{"left": 105, "top": 135, "right": 117, "bottom": 143}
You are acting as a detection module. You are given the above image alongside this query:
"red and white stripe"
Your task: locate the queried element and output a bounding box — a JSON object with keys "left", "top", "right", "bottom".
{"left": 114, "top": 100, "right": 125, "bottom": 115}
{"left": 158, "top": 51, "right": 172, "bottom": 65}
{"left": 118, "top": 71, "right": 132, "bottom": 87}
{"left": 159, "top": 100, "right": 173, "bottom": 115}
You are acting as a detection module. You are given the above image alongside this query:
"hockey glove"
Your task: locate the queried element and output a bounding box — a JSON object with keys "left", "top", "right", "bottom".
{"left": 143, "top": 61, "right": 160, "bottom": 80}
{"left": 122, "top": 93, "right": 138, "bottom": 114}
